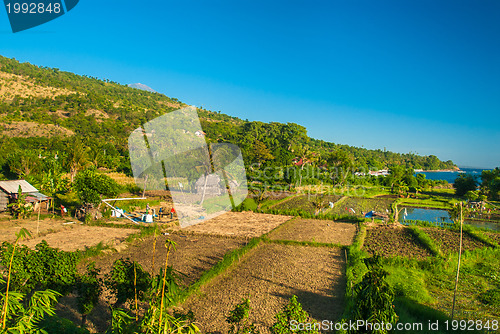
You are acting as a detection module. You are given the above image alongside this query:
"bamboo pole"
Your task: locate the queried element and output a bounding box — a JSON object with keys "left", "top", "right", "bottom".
{"left": 451, "top": 202, "right": 463, "bottom": 319}
{"left": 37, "top": 200, "right": 41, "bottom": 236}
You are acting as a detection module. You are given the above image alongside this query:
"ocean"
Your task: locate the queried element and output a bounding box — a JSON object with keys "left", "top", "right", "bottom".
{"left": 415, "top": 167, "right": 491, "bottom": 184}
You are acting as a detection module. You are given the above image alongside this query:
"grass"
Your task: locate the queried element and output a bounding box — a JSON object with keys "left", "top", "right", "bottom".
{"left": 200, "top": 195, "right": 233, "bottom": 214}
{"left": 461, "top": 224, "right": 499, "bottom": 248}
{"left": 263, "top": 207, "right": 362, "bottom": 222}
{"left": 380, "top": 248, "right": 500, "bottom": 329}
{"left": 397, "top": 195, "right": 456, "bottom": 210}
{"left": 114, "top": 199, "right": 161, "bottom": 212}
{"left": 260, "top": 193, "right": 300, "bottom": 210}
{"left": 409, "top": 225, "right": 444, "bottom": 257}
{"left": 78, "top": 241, "right": 115, "bottom": 259}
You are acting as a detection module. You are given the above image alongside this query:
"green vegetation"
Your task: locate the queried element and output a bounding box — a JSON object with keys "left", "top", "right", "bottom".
{"left": 1, "top": 55, "right": 499, "bottom": 333}
{"left": 74, "top": 167, "right": 119, "bottom": 206}
{"left": 409, "top": 226, "right": 444, "bottom": 257}
{"left": 271, "top": 295, "right": 319, "bottom": 334}
{"left": 0, "top": 55, "right": 456, "bottom": 204}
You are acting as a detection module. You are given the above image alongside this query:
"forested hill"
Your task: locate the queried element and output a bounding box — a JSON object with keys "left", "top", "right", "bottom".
{"left": 0, "top": 55, "right": 455, "bottom": 181}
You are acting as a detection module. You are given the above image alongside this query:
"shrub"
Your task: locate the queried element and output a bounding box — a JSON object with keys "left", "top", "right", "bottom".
{"left": 270, "top": 295, "right": 318, "bottom": 334}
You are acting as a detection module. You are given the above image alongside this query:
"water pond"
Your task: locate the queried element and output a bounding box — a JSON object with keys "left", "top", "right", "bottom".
{"left": 398, "top": 207, "right": 500, "bottom": 231}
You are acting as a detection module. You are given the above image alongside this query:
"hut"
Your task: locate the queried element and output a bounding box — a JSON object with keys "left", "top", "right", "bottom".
{"left": 195, "top": 174, "right": 223, "bottom": 196}
{"left": 0, "top": 180, "right": 51, "bottom": 212}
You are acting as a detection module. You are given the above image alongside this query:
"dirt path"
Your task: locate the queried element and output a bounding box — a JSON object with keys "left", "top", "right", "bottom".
{"left": 268, "top": 218, "right": 356, "bottom": 245}
{"left": 181, "top": 243, "right": 346, "bottom": 333}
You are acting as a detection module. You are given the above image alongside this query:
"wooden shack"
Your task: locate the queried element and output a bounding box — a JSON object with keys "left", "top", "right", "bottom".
{"left": 195, "top": 174, "right": 223, "bottom": 196}
{"left": 0, "top": 180, "right": 51, "bottom": 212}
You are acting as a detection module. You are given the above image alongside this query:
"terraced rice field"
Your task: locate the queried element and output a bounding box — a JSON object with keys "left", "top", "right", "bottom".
{"left": 330, "top": 197, "right": 394, "bottom": 217}
{"left": 422, "top": 228, "right": 490, "bottom": 254}
{"left": 181, "top": 243, "right": 346, "bottom": 333}
{"left": 363, "top": 226, "right": 433, "bottom": 259}
{"left": 272, "top": 194, "right": 342, "bottom": 213}
{"left": 268, "top": 218, "right": 356, "bottom": 245}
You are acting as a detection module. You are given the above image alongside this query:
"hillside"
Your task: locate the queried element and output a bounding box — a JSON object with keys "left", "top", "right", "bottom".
{"left": 0, "top": 55, "right": 456, "bottom": 184}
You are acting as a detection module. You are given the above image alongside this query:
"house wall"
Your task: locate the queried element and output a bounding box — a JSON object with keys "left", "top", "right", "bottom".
{"left": 0, "top": 192, "right": 8, "bottom": 212}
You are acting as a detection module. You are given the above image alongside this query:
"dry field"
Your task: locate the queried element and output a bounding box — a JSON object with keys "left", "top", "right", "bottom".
{"left": 181, "top": 243, "right": 346, "bottom": 333}
{"left": 19, "top": 225, "right": 138, "bottom": 252}
{"left": 363, "top": 225, "right": 433, "bottom": 259}
{"left": 422, "top": 227, "right": 490, "bottom": 254}
{"left": 177, "top": 211, "right": 294, "bottom": 238}
{"left": 86, "top": 233, "right": 247, "bottom": 286}
{"left": 0, "top": 216, "right": 79, "bottom": 243}
{"left": 268, "top": 218, "right": 356, "bottom": 245}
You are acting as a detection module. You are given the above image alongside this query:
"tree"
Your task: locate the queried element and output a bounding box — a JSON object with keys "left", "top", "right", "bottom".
{"left": 480, "top": 168, "right": 500, "bottom": 200}
{"left": 326, "top": 149, "right": 354, "bottom": 186}
{"left": 74, "top": 167, "right": 119, "bottom": 206}
{"left": 252, "top": 141, "right": 274, "bottom": 167}
{"left": 66, "top": 139, "right": 89, "bottom": 183}
{"left": 453, "top": 174, "right": 478, "bottom": 197}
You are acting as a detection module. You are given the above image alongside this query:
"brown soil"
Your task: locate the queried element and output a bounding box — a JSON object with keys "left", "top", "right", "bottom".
{"left": 181, "top": 243, "right": 345, "bottom": 333}
{"left": 363, "top": 226, "right": 433, "bottom": 259}
{"left": 19, "top": 225, "right": 138, "bottom": 252}
{"left": 0, "top": 216, "right": 77, "bottom": 243}
{"left": 176, "top": 212, "right": 293, "bottom": 238}
{"left": 64, "top": 233, "right": 247, "bottom": 333}
{"left": 422, "top": 228, "right": 490, "bottom": 254}
{"left": 268, "top": 218, "right": 356, "bottom": 245}
{"left": 86, "top": 233, "right": 247, "bottom": 286}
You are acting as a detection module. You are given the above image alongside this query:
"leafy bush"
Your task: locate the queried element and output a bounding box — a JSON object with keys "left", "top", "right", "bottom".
{"left": 76, "top": 263, "right": 102, "bottom": 328}
{"left": 105, "top": 258, "right": 151, "bottom": 307}
{"left": 0, "top": 282, "right": 61, "bottom": 334}
{"left": 349, "top": 264, "right": 398, "bottom": 333}
{"left": 270, "top": 295, "right": 318, "bottom": 334}
{"left": 226, "top": 298, "right": 259, "bottom": 334}
{"left": 0, "top": 240, "right": 78, "bottom": 294}
{"left": 74, "top": 167, "right": 119, "bottom": 206}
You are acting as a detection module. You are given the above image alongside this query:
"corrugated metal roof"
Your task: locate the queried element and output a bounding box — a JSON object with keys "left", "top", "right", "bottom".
{"left": 0, "top": 180, "right": 38, "bottom": 194}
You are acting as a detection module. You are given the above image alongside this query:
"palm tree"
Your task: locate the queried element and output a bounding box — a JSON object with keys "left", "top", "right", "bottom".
{"left": 67, "top": 140, "right": 89, "bottom": 183}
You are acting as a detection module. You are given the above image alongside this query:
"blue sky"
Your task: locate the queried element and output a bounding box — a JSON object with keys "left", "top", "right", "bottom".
{"left": 1, "top": 0, "right": 499, "bottom": 168}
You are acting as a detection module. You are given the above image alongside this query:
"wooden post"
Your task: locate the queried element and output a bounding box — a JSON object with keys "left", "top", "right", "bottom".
{"left": 37, "top": 200, "right": 41, "bottom": 236}
{"left": 451, "top": 202, "right": 463, "bottom": 319}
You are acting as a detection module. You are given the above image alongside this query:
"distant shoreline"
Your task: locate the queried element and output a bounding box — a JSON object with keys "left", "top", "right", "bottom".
{"left": 420, "top": 169, "right": 461, "bottom": 173}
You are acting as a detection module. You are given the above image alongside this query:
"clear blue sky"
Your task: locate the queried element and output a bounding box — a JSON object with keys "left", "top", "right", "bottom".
{"left": 1, "top": 0, "right": 499, "bottom": 168}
